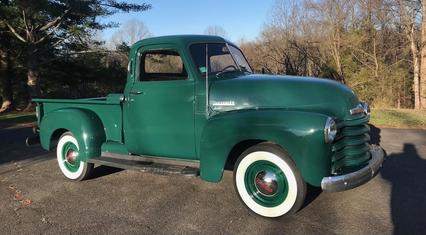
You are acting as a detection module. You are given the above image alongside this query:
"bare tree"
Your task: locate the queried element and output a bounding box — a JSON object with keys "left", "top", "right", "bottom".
{"left": 204, "top": 25, "right": 228, "bottom": 38}
{"left": 259, "top": 0, "right": 330, "bottom": 77}
{"left": 393, "top": 0, "right": 422, "bottom": 109}
{"left": 110, "top": 19, "right": 152, "bottom": 47}
{"left": 305, "top": 0, "right": 358, "bottom": 84}
{"left": 238, "top": 0, "right": 417, "bottom": 108}
{"left": 421, "top": 0, "right": 426, "bottom": 109}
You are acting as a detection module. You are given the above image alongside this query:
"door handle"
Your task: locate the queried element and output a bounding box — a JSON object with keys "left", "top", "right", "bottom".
{"left": 129, "top": 91, "right": 144, "bottom": 95}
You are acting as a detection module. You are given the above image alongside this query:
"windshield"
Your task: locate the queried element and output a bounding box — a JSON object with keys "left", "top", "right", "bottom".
{"left": 228, "top": 45, "right": 252, "bottom": 73}
{"left": 190, "top": 43, "right": 252, "bottom": 76}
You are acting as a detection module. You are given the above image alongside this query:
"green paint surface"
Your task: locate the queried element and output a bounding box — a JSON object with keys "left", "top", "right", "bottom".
{"left": 34, "top": 35, "right": 371, "bottom": 186}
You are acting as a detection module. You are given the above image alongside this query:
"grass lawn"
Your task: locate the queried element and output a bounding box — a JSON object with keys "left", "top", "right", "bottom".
{"left": 370, "top": 108, "right": 426, "bottom": 129}
{"left": 0, "top": 112, "right": 36, "bottom": 125}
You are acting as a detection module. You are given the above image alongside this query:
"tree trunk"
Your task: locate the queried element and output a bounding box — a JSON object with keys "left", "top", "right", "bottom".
{"left": 24, "top": 47, "right": 41, "bottom": 111}
{"left": 331, "top": 30, "right": 345, "bottom": 84}
{"left": 410, "top": 25, "right": 421, "bottom": 110}
{"left": 421, "top": 0, "right": 426, "bottom": 109}
{"left": 0, "top": 49, "right": 13, "bottom": 113}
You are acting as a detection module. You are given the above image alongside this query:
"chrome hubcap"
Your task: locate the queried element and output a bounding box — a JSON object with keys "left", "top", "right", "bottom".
{"left": 66, "top": 149, "right": 78, "bottom": 164}
{"left": 254, "top": 170, "right": 278, "bottom": 196}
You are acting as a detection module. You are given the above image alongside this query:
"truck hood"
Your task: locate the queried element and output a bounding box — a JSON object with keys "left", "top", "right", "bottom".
{"left": 209, "top": 74, "right": 360, "bottom": 119}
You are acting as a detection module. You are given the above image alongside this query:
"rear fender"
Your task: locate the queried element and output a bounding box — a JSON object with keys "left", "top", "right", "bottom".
{"left": 39, "top": 108, "right": 106, "bottom": 160}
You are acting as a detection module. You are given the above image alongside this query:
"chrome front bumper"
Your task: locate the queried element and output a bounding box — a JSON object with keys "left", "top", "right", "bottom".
{"left": 321, "top": 145, "right": 384, "bottom": 192}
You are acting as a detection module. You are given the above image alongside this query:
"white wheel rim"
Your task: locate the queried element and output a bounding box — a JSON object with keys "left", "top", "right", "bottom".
{"left": 235, "top": 151, "right": 298, "bottom": 217}
{"left": 57, "top": 135, "right": 84, "bottom": 180}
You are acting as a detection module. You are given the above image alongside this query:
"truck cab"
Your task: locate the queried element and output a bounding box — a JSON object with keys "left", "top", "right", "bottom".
{"left": 33, "top": 35, "right": 384, "bottom": 218}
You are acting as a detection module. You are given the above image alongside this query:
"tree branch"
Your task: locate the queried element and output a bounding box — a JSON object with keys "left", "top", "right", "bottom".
{"left": 350, "top": 51, "right": 376, "bottom": 72}
{"left": 36, "top": 38, "right": 66, "bottom": 54}
{"left": 39, "top": 9, "right": 70, "bottom": 32}
{"left": 5, "top": 22, "right": 26, "bottom": 42}
{"left": 35, "top": 9, "right": 71, "bottom": 45}
{"left": 22, "top": 9, "right": 30, "bottom": 34}
{"left": 34, "top": 32, "right": 53, "bottom": 45}
{"left": 38, "top": 49, "right": 114, "bottom": 66}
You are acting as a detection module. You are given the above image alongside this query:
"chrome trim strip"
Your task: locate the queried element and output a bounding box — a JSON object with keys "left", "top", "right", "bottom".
{"left": 321, "top": 145, "right": 384, "bottom": 192}
{"left": 101, "top": 152, "right": 200, "bottom": 168}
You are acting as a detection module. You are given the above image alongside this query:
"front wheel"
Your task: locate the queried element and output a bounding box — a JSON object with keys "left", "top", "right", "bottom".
{"left": 56, "top": 132, "right": 93, "bottom": 181}
{"left": 233, "top": 143, "right": 306, "bottom": 218}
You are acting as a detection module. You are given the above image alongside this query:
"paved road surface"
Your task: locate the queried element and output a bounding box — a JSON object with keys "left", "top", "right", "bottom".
{"left": 0, "top": 126, "right": 425, "bottom": 234}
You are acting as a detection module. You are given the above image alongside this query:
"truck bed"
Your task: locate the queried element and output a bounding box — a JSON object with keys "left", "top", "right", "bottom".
{"left": 33, "top": 94, "right": 124, "bottom": 142}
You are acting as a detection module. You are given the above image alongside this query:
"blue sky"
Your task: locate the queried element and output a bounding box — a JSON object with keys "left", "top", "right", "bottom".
{"left": 101, "top": 0, "right": 276, "bottom": 42}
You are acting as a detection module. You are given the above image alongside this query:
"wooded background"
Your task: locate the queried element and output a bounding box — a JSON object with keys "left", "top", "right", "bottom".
{"left": 1, "top": 0, "right": 426, "bottom": 112}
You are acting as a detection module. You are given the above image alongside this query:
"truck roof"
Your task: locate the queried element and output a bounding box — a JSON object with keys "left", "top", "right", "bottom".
{"left": 131, "top": 34, "right": 231, "bottom": 49}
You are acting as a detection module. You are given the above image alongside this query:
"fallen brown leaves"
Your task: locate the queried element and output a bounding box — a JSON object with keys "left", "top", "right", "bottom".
{"left": 8, "top": 185, "right": 33, "bottom": 206}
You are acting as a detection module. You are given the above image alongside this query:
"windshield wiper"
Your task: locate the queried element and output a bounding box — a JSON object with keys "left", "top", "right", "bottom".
{"left": 215, "top": 69, "right": 238, "bottom": 78}
{"left": 239, "top": 65, "right": 251, "bottom": 74}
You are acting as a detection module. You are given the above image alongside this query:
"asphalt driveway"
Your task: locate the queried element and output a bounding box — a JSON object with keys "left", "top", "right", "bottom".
{"left": 0, "top": 126, "right": 425, "bottom": 234}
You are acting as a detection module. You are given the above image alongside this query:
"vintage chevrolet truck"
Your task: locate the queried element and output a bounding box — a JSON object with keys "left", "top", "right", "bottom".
{"left": 31, "top": 35, "right": 384, "bottom": 218}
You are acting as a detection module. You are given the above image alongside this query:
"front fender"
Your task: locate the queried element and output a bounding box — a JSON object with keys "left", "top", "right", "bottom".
{"left": 39, "top": 108, "right": 106, "bottom": 160}
{"left": 199, "top": 110, "right": 331, "bottom": 186}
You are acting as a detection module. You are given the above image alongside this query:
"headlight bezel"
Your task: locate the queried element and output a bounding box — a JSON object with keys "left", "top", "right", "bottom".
{"left": 361, "top": 102, "right": 370, "bottom": 116}
{"left": 324, "top": 117, "right": 337, "bottom": 144}
{"left": 350, "top": 102, "right": 370, "bottom": 116}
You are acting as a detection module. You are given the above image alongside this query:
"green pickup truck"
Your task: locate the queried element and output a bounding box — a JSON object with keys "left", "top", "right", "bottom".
{"left": 32, "top": 35, "right": 384, "bottom": 218}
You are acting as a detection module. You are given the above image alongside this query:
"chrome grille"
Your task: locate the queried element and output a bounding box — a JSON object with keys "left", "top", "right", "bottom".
{"left": 331, "top": 115, "right": 371, "bottom": 174}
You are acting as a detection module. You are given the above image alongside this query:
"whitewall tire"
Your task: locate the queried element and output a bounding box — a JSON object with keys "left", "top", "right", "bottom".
{"left": 56, "top": 132, "right": 93, "bottom": 181}
{"left": 233, "top": 143, "right": 306, "bottom": 218}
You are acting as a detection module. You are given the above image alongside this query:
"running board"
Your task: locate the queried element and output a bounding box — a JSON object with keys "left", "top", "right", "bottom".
{"left": 101, "top": 152, "right": 200, "bottom": 168}
{"left": 87, "top": 156, "right": 199, "bottom": 177}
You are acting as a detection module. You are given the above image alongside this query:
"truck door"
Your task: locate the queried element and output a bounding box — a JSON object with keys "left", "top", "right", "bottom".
{"left": 123, "top": 44, "right": 196, "bottom": 159}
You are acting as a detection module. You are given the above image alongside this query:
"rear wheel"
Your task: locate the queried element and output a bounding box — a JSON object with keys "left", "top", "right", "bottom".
{"left": 233, "top": 143, "right": 306, "bottom": 217}
{"left": 56, "top": 132, "right": 93, "bottom": 181}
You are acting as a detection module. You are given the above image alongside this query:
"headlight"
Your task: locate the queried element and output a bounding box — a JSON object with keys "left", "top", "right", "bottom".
{"left": 361, "top": 102, "right": 370, "bottom": 116}
{"left": 324, "top": 117, "right": 337, "bottom": 143}
{"left": 350, "top": 102, "right": 370, "bottom": 116}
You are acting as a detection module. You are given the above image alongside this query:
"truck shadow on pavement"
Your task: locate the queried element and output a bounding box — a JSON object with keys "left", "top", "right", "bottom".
{"left": 371, "top": 125, "right": 426, "bottom": 234}
{"left": 89, "top": 165, "right": 123, "bottom": 180}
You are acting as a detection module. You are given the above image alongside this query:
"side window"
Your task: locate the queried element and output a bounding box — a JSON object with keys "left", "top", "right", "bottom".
{"left": 140, "top": 49, "right": 187, "bottom": 81}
